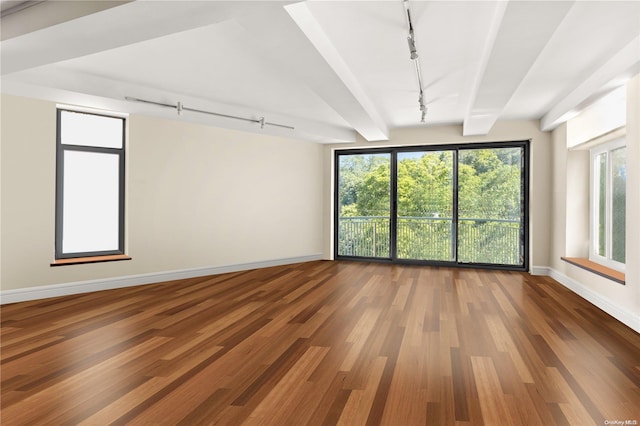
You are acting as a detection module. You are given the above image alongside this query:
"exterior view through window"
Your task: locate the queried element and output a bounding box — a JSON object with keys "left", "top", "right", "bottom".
{"left": 335, "top": 142, "right": 528, "bottom": 270}
{"left": 590, "top": 138, "right": 626, "bottom": 271}
{"left": 337, "top": 153, "right": 391, "bottom": 258}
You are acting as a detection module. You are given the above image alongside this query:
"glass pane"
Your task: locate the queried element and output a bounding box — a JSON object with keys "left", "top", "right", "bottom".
{"left": 337, "top": 154, "right": 391, "bottom": 258}
{"left": 458, "top": 147, "right": 523, "bottom": 265}
{"left": 396, "top": 151, "right": 454, "bottom": 261}
{"left": 611, "top": 147, "right": 626, "bottom": 263}
{"left": 62, "top": 151, "right": 120, "bottom": 254}
{"left": 61, "top": 110, "right": 124, "bottom": 148}
{"left": 597, "top": 153, "right": 607, "bottom": 257}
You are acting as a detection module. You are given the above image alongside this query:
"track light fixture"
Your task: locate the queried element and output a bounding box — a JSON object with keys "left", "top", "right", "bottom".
{"left": 403, "top": 0, "right": 427, "bottom": 123}
{"left": 407, "top": 33, "right": 418, "bottom": 60}
{"left": 405, "top": 3, "right": 418, "bottom": 60}
{"left": 419, "top": 91, "right": 427, "bottom": 123}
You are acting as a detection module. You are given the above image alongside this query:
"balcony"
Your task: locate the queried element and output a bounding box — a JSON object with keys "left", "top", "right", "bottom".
{"left": 338, "top": 216, "right": 522, "bottom": 265}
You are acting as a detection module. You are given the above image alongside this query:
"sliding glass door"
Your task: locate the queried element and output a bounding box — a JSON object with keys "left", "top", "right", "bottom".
{"left": 458, "top": 147, "right": 525, "bottom": 265}
{"left": 335, "top": 142, "right": 529, "bottom": 270}
{"left": 336, "top": 153, "right": 391, "bottom": 259}
{"left": 396, "top": 150, "right": 454, "bottom": 261}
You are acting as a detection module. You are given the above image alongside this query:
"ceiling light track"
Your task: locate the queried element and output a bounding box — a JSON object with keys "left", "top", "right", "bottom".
{"left": 403, "top": 0, "right": 427, "bottom": 123}
{"left": 124, "top": 96, "right": 294, "bottom": 130}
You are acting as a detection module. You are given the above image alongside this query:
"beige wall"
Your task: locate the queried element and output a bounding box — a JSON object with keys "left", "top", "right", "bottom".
{"left": 0, "top": 94, "right": 324, "bottom": 291}
{"left": 550, "top": 75, "right": 640, "bottom": 327}
{"left": 322, "top": 120, "right": 553, "bottom": 268}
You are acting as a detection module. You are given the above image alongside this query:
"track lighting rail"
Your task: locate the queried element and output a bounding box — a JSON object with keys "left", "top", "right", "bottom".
{"left": 403, "top": 0, "right": 427, "bottom": 123}
{"left": 124, "top": 96, "right": 294, "bottom": 130}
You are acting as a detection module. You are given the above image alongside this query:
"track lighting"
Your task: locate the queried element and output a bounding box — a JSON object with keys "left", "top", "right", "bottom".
{"left": 407, "top": 34, "right": 418, "bottom": 60}
{"left": 124, "top": 97, "right": 294, "bottom": 130}
{"left": 403, "top": 0, "right": 427, "bottom": 123}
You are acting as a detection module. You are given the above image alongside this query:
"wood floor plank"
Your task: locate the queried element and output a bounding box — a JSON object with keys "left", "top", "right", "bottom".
{"left": 338, "top": 356, "right": 387, "bottom": 425}
{"left": 2, "top": 260, "right": 639, "bottom": 425}
{"left": 470, "top": 356, "right": 515, "bottom": 426}
{"left": 243, "top": 345, "right": 330, "bottom": 425}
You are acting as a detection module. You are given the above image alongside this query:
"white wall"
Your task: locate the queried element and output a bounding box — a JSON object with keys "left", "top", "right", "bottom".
{"left": 322, "top": 120, "right": 553, "bottom": 269}
{"left": 1, "top": 94, "right": 324, "bottom": 292}
{"left": 549, "top": 75, "right": 640, "bottom": 332}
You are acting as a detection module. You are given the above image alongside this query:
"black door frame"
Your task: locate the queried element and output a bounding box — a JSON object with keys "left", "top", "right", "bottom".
{"left": 334, "top": 140, "right": 530, "bottom": 272}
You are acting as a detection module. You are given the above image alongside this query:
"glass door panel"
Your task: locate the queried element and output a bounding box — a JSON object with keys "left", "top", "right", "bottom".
{"left": 337, "top": 153, "right": 391, "bottom": 258}
{"left": 458, "top": 147, "right": 524, "bottom": 265}
{"left": 396, "top": 150, "right": 454, "bottom": 261}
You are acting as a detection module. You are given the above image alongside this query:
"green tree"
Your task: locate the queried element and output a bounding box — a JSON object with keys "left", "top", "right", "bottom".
{"left": 355, "top": 162, "right": 390, "bottom": 216}
{"left": 338, "top": 154, "right": 388, "bottom": 216}
{"left": 397, "top": 151, "right": 453, "bottom": 218}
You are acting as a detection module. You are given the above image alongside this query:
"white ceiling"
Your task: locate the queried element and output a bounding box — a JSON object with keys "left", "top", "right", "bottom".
{"left": 1, "top": 0, "right": 639, "bottom": 143}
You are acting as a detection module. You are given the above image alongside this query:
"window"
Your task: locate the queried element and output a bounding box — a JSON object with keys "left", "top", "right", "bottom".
{"left": 335, "top": 141, "right": 529, "bottom": 270}
{"left": 590, "top": 137, "right": 626, "bottom": 271}
{"left": 55, "top": 109, "right": 126, "bottom": 260}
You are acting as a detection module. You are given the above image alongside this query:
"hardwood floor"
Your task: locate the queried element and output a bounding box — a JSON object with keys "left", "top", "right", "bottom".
{"left": 1, "top": 261, "right": 639, "bottom": 425}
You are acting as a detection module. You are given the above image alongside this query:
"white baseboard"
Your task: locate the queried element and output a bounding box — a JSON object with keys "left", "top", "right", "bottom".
{"left": 529, "top": 265, "right": 551, "bottom": 276}
{"left": 531, "top": 265, "right": 640, "bottom": 334}
{"left": 0, "top": 254, "right": 323, "bottom": 305}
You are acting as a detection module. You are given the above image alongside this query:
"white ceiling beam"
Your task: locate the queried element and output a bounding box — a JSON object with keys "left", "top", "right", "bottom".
{"left": 463, "top": 1, "right": 574, "bottom": 136}
{"left": 461, "top": 1, "right": 508, "bottom": 136}
{"left": 284, "top": 2, "right": 389, "bottom": 142}
{"left": 0, "top": 1, "right": 296, "bottom": 75}
{"left": 0, "top": 1, "right": 129, "bottom": 41}
{"left": 541, "top": 34, "right": 640, "bottom": 132}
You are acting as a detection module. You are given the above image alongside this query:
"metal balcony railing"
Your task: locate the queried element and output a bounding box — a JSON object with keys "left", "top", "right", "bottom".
{"left": 338, "top": 216, "right": 522, "bottom": 265}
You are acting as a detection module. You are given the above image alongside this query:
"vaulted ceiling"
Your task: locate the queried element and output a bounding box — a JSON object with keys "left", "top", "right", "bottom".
{"left": 2, "top": 1, "right": 639, "bottom": 143}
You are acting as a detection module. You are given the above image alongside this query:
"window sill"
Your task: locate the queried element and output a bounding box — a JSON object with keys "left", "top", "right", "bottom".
{"left": 561, "top": 257, "right": 625, "bottom": 285}
{"left": 51, "top": 254, "right": 132, "bottom": 267}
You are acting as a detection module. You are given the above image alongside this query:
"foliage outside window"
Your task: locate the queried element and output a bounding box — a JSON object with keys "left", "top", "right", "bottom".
{"left": 590, "top": 137, "right": 626, "bottom": 272}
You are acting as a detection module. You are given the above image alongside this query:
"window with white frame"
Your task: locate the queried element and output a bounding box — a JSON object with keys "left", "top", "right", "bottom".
{"left": 590, "top": 137, "right": 626, "bottom": 271}
{"left": 55, "top": 109, "right": 126, "bottom": 259}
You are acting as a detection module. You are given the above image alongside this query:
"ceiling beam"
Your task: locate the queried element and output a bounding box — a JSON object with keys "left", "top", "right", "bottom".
{"left": 285, "top": 2, "right": 389, "bottom": 142}
{"left": 0, "top": 1, "right": 296, "bottom": 75}
{"left": 461, "top": 1, "right": 508, "bottom": 136}
{"left": 541, "top": 34, "right": 640, "bottom": 132}
{"left": 0, "top": 1, "right": 129, "bottom": 41}
{"left": 463, "top": 1, "right": 574, "bottom": 136}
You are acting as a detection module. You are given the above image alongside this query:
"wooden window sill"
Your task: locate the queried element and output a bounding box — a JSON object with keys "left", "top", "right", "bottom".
{"left": 51, "top": 254, "right": 132, "bottom": 267}
{"left": 561, "top": 257, "right": 625, "bottom": 285}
